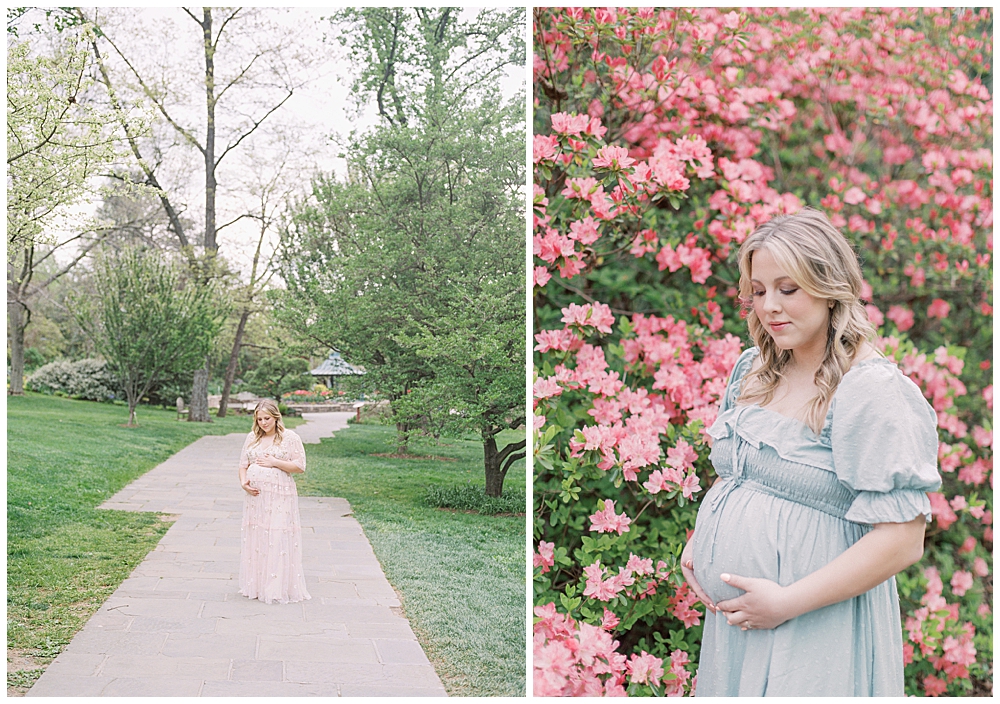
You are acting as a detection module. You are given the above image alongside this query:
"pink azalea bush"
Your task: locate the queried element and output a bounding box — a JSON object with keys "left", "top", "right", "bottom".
{"left": 533, "top": 8, "right": 991, "bottom": 697}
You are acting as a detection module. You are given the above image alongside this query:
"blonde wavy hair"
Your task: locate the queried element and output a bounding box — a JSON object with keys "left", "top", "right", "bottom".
{"left": 736, "top": 207, "right": 879, "bottom": 433}
{"left": 251, "top": 398, "right": 285, "bottom": 445}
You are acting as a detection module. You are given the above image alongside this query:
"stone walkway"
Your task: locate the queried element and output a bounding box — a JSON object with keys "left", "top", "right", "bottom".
{"left": 27, "top": 413, "right": 447, "bottom": 697}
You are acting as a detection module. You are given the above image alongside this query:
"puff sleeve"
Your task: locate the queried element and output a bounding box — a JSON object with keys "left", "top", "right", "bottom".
{"left": 238, "top": 432, "right": 254, "bottom": 471}
{"left": 831, "top": 361, "right": 942, "bottom": 524}
{"left": 284, "top": 430, "right": 306, "bottom": 472}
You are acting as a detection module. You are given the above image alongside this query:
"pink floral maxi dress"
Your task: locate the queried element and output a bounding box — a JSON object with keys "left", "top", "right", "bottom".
{"left": 238, "top": 429, "right": 311, "bottom": 604}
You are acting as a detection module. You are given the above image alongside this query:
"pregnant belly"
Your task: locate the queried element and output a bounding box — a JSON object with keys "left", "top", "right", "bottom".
{"left": 690, "top": 487, "right": 781, "bottom": 606}
{"left": 246, "top": 465, "right": 288, "bottom": 485}
{"left": 691, "top": 484, "right": 864, "bottom": 606}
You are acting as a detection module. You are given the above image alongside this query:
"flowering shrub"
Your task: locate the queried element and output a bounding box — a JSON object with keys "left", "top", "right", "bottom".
{"left": 532, "top": 7, "right": 992, "bottom": 697}
{"left": 281, "top": 384, "right": 335, "bottom": 404}
{"left": 26, "top": 358, "right": 121, "bottom": 402}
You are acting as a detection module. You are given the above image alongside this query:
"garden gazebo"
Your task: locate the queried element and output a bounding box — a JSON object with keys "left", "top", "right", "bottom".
{"left": 310, "top": 350, "right": 365, "bottom": 389}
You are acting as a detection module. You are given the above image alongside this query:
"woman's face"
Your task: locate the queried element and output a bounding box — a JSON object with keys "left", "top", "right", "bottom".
{"left": 256, "top": 410, "right": 277, "bottom": 435}
{"left": 750, "top": 247, "right": 831, "bottom": 360}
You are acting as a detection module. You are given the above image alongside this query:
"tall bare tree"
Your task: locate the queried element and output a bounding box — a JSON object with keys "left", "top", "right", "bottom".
{"left": 78, "top": 7, "right": 314, "bottom": 420}
{"left": 216, "top": 144, "right": 300, "bottom": 417}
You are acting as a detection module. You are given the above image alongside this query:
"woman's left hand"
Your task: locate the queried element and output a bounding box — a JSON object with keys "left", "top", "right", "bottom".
{"left": 715, "top": 573, "right": 793, "bottom": 631}
{"left": 255, "top": 455, "right": 276, "bottom": 468}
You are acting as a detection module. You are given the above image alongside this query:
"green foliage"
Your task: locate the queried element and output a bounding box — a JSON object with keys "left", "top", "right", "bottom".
{"left": 25, "top": 358, "right": 120, "bottom": 401}
{"left": 6, "top": 13, "right": 144, "bottom": 254}
{"left": 243, "top": 354, "right": 311, "bottom": 401}
{"left": 73, "top": 246, "right": 224, "bottom": 425}
{"left": 276, "top": 7, "right": 526, "bottom": 492}
{"left": 330, "top": 7, "right": 525, "bottom": 126}
{"left": 296, "top": 423, "right": 526, "bottom": 696}
{"left": 425, "top": 482, "right": 526, "bottom": 516}
{"left": 22, "top": 347, "right": 46, "bottom": 372}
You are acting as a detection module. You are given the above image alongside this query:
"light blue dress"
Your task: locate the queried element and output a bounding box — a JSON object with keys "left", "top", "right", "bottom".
{"left": 692, "top": 347, "right": 941, "bottom": 697}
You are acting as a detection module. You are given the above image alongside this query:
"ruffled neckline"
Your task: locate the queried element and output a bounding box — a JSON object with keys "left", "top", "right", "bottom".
{"left": 731, "top": 350, "right": 894, "bottom": 432}
{"left": 709, "top": 351, "right": 897, "bottom": 468}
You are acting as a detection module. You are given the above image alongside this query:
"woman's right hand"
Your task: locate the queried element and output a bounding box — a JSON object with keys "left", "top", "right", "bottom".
{"left": 241, "top": 479, "right": 259, "bottom": 496}
{"left": 681, "top": 537, "right": 716, "bottom": 614}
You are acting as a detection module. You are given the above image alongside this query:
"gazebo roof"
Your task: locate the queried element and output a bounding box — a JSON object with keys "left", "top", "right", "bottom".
{"left": 311, "top": 350, "right": 365, "bottom": 377}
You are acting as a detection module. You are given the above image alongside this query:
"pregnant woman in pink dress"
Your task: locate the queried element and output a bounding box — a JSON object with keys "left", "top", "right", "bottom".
{"left": 238, "top": 399, "right": 311, "bottom": 604}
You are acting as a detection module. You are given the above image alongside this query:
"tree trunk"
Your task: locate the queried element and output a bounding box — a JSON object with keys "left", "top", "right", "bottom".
{"left": 484, "top": 434, "right": 502, "bottom": 496}
{"left": 127, "top": 400, "right": 138, "bottom": 427}
{"left": 8, "top": 301, "right": 27, "bottom": 396}
{"left": 217, "top": 309, "right": 249, "bottom": 418}
{"left": 186, "top": 9, "right": 218, "bottom": 418}
{"left": 188, "top": 359, "right": 211, "bottom": 422}
{"left": 202, "top": 8, "right": 217, "bottom": 253}
{"left": 483, "top": 433, "right": 527, "bottom": 498}
{"left": 394, "top": 421, "right": 410, "bottom": 455}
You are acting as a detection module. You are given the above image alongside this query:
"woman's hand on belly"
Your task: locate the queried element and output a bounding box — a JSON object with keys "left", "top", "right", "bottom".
{"left": 715, "top": 573, "right": 791, "bottom": 631}
{"left": 681, "top": 539, "right": 717, "bottom": 614}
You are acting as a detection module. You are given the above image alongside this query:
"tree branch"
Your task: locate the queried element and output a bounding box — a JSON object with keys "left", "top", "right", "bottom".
{"left": 96, "top": 19, "right": 205, "bottom": 155}
{"left": 216, "top": 90, "right": 294, "bottom": 165}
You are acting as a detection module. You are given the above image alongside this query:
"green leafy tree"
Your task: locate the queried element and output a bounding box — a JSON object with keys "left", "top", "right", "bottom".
{"left": 75, "top": 247, "right": 223, "bottom": 426}
{"left": 6, "top": 11, "right": 146, "bottom": 394}
{"left": 6, "top": 12, "right": 142, "bottom": 255}
{"left": 243, "top": 354, "right": 311, "bottom": 402}
{"left": 276, "top": 7, "right": 525, "bottom": 494}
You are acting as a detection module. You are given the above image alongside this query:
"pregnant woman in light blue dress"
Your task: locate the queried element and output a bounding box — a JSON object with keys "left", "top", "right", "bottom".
{"left": 681, "top": 208, "right": 941, "bottom": 696}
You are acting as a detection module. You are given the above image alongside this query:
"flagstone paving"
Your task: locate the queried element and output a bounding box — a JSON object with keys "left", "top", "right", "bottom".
{"left": 27, "top": 412, "right": 447, "bottom": 697}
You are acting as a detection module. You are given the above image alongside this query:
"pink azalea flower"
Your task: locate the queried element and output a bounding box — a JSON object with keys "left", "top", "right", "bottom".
{"left": 592, "top": 145, "right": 635, "bottom": 170}
{"left": 583, "top": 561, "right": 625, "bottom": 601}
{"left": 589, "top": 500, "right": 632, "bottom": 535}
{"left": 923, "top": 674, "right": 948, "bottom": 696}
{"left": 973, "top": 557, "right": 989, "bottom": 577}
{"left": 601, "top": 607, "right": 620, "bottom": 631}
{"left": 678, "top": 473, "right": 702, "bottom": 499}
{"left": 533, "top": 377, "right": 562, "bottom": 400}
{"left": 666, "top": 439, "right": 698, "bottom": 471}
{"left": 866, "top": 304, "right": 884, "bottom": 327}
{"left": 972, "top": 425, "right": 992, "bottom": 448}
{"left": 626, "top": 553, "right": 654, "bottom": 576}
{"left": 627, "top": 651, "right": 664, "bottom": 686}
{"left": 561, "top": 302, "right": 615, "bottom": 334}
{"left": 843, "top": 186, "right": 866, "bottom": 205}
{"left": 942, "top": 632, "right": 977, "bottom": 666}
{"left": 550, "top": 112, "right": 591, "bottom": 135}
{"left": 534, "top": 541, "right": 555, "bottom": 573}
{"left": 569, "top": 216, "right": 601, "bottom": 245}
{"left": 927, "top": 298, "right": 951, "bottom": 319}
{"left": 928, "top": 492, "right": 958, "bottom": 529}
{"left": 950, "top": 570, "right": 974, "bottom": 596}
{"left": 958, "top": 536, "right": 977, "bottom": 554}
{"left": 533, "top": 265, "right": 552, "bottom": 288}
{"left": 533, "top": 134, "right": 559, "bottom": 163}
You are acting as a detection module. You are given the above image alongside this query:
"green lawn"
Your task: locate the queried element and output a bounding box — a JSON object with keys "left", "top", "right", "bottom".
{"left": 297, "top": 422, "right": 527, "bottom": 697}
{"left": 7, "top": 394, "right": 527, "bottom": 697}
{"left": 6, "top": 394, "right": 275, "bottom": 691}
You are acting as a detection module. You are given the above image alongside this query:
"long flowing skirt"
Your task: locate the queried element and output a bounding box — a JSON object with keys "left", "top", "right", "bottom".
{"left": 239, "top": 464, "right": 311, "bottom": 604}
